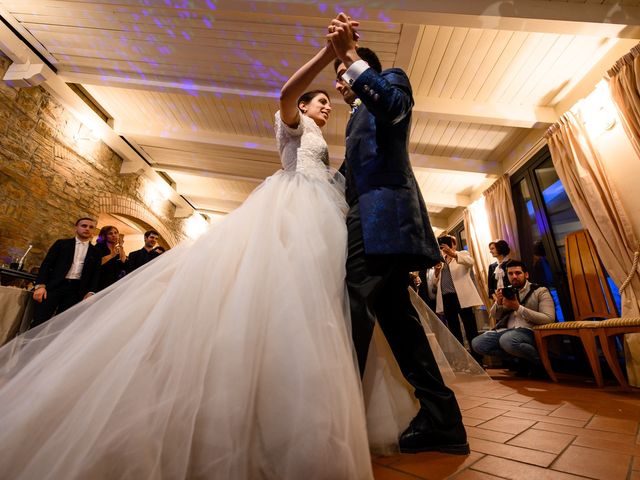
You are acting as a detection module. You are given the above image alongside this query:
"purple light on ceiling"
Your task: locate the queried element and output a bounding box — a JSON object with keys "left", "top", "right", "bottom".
{"left": 182, "top": 31, "right": 191, "bottom": 41}
{"left": 203, "top": 17, "right": 213, "bottom": 28}
{"left": 206, "top": 0, "right": 217, "bottom": 10}
{"left": 244, "top": 142, "right": 258, "bottom": 149}
{"left": 318, "top": 3, "right": 328, "bottom": 13}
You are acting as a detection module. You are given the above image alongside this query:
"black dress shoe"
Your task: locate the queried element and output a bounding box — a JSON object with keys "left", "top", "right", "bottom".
{"left": 398, "top": 414, "right": 470, "bottom": 455}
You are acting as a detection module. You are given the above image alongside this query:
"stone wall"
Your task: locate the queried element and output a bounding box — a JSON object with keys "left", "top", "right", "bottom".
{"left": 0, "top": 55, "right": 187, "bottom": 269}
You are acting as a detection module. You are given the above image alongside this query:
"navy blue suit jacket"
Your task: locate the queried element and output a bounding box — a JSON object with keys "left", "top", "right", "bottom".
{"left": 341, "top": 67, "right": 441, "bottom": 269}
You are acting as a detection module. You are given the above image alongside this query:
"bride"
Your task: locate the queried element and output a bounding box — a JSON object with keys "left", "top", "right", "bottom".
{"left": 0, "top": 21, "right": 488, "bottom": 480}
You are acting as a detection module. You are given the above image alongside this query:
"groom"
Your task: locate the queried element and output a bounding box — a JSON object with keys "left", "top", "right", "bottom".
{"left": 328, "top": 14, "right": 469, "bottom": 455}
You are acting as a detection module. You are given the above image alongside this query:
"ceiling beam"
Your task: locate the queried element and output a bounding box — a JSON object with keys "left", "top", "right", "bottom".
{"left": 208, "top": 0, "right": 640, "bottom": 38}
{"left": 69, "top": 70, "right": 555, "bottom": 128}
{"left": 153, "top": 164, "right": 263, "bottom": 184}
{"left": 121, "top": 125, "right": 500, "bottom": 176}
{"left": 16, "top": 0, "right": 640, "bottom": 38}
{"left": 414, "top": 96, "right": 557, "bottom": 128}
{"left": 421, "top": 191, "right": 471, "bottom": 209}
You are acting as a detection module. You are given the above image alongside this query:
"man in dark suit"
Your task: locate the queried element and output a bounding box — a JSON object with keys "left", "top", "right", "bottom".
{"left": 31, "top": 217, "right": 101, "bottom": 328}
{"left": 329, "top": 13, "right": 469, "bottom": 455}
{"left": 126, "top": 230, "right": 160, "bottom": 273}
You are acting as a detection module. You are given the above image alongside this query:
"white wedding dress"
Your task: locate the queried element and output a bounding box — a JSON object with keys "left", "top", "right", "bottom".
{"left": 0, "top": 113, "right": 374, "bottom": 479}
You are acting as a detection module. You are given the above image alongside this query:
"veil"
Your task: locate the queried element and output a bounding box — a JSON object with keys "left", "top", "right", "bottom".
{"left": 363, "top": 288, "right": 493, "bottom": 454}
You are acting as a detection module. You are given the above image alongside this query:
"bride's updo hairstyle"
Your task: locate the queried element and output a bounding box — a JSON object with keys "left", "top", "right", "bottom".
{"left": 297, "top": 89, "right": 330, "bottom": 112}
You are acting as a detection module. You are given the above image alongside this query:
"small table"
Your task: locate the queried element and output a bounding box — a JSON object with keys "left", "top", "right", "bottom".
{"left": 0, "top": 286, "right": 33, "bottom": 345}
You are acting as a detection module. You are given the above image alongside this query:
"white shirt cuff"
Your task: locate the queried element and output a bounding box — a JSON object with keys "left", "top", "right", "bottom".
{"left": 341, "top": 60, "right": 370, "bottom": 86}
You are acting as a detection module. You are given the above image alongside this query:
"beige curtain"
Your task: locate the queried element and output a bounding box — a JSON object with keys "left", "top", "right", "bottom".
{"left": 546, "top": 111, "right": 640, "bottom": 317}
{"left": 463, "top": 199, "right": 492, "bottom": 311}
{"left": 608, "top": 44, "right": 640, "bottom": 158}
{"left": 483, "top": 174, "right": 520, "bottom": 259}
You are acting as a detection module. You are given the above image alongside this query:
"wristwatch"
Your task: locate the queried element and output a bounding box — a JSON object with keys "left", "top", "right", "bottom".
{"left": 34, "top": 284, "right": 46, "bottom": 290}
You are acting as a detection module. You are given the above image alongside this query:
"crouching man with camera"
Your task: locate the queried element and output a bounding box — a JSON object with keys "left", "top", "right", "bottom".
{"left": 471, "top": 260, "right": 555, "bottom": 374}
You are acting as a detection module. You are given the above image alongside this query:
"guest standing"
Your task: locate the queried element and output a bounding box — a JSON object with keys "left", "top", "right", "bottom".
{"left": 127, "top": 230, "right": 160, "bottom": 273}
{"left": 31, "top": 217, "right": 101, "bottom": 328}
{"left": 432, "top": 235, "right": 483, "bottom": 355}
{"left": 487, "top": 240, "right": 511, "bottom": 299}
{"left": 95, "top": 226, "right": 127, "bottom": 291}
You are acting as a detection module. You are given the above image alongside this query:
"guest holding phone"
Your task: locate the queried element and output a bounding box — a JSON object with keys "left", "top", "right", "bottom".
{"left": 95, "top": 225, "right": 127, "bottom": 291}
{"left": 430, "top": 235, "right": 483, "bottom": 358}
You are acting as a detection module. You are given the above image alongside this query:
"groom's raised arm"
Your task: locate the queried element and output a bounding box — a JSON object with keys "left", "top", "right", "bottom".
{"left": 329, "top": 13, "right": 413, "bottom": 124}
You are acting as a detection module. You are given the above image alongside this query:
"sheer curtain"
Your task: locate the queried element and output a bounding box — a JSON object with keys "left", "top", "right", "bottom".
{"left": 608, "top": 44, "right": 640, "bottom": 158}
{"left": 546, "top": 111, "right": 640, "bottom": 317}
{"left": 463, "top": 197, "right": 493, "bottom": 311}
{"left": 483, "top": 174, "right": 520, "bottom": 260}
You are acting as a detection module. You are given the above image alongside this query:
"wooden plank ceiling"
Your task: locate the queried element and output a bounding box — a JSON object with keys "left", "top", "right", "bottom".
{"left": 1, "top": 0, "right": 639, "bottom": 231}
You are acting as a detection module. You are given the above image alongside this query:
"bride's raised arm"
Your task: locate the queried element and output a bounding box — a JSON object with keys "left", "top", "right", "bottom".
{"left": 279, "top": 46, "right": 334, "bottom": 128}
{"left": 279, "top": 20, "right": 358, "bottom": 128}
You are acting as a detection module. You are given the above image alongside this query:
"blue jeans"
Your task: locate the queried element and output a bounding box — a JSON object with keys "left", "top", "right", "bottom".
{"left": 471, "top": 328, "right": 540, "bottom": 364}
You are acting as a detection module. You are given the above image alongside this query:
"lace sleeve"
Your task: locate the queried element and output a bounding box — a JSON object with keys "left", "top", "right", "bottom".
{"left": 274, "top": 111, "right": 305, "bottom": 152}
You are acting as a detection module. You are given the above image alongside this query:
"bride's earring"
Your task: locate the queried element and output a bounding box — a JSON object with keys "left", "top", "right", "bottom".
{"left": 301, "top": 108, "right": 307, "bottom": 113}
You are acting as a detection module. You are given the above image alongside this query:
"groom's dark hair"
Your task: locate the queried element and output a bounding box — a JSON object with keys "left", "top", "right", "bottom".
{"left": 333, "top": 47, "right": 382, "bottom": 74}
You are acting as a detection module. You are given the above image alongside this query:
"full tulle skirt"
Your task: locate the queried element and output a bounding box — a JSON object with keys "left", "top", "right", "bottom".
{"left": 0, "top": 170, "right": 373, "bottom": 480}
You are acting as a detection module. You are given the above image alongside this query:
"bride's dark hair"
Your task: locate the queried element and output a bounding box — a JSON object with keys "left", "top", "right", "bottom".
{"left": 297, "top": 90, "right": 330, "bottom": 111}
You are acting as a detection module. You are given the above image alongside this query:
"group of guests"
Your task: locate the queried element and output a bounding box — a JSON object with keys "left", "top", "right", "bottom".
{"left": 412, "top": 237, "right": 556, "bottom": 377}
{"left": 31, "top": 218, "right": 165, "bottom": 328}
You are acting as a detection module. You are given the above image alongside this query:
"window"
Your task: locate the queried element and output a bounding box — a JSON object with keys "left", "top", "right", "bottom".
{"left": 449, "top": 222, "right": 468, "bottom": 251}
{"left": 511, "top": 146, "right": 621, "bottom": 321}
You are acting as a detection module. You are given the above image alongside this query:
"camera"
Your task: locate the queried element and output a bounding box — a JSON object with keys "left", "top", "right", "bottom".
{"left": 437, "top": 236, "right": 453, "bottom": 248}
{"left": 501, "top": 285, "right": 517, "bottom": 300}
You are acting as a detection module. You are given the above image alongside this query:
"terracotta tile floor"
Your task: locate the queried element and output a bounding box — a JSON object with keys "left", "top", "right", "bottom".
{"left": 373, "top": 369, "right": 640, "bottom": 480}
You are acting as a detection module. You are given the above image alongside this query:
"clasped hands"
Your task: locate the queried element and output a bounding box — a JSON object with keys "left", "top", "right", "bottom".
{"left": 326, "top": 12, "right": 360, "bottom": 63}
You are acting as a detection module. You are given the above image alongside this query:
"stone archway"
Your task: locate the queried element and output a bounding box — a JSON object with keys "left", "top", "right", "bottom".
{"left": 95, "top": 194, "right": 181, "bottom": 247}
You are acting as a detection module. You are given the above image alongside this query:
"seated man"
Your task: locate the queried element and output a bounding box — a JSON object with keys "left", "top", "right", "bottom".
{"left": 471, "top": 260, "right": 555, "bottom": 373}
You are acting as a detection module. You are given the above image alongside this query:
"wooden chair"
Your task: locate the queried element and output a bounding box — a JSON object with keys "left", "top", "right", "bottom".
{"left": 595, "top": 318, "right": 640, "bottom": 389}
{"left": 533, "top": 230, "right": 617, "bottom": 386}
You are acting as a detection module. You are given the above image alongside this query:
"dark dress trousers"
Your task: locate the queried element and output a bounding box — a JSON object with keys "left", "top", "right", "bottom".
{"left": 342, "top": 66, "right": 464, "bottom": 433}
{"left": 32, "top": 238, "right": 101, "bottom": 327}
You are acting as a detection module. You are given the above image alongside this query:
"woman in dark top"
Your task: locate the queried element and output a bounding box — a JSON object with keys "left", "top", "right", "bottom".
{"left": 95, "top": 225, "right": 127, "bottom": 291}
{"left": 487, "top": 239, "right": 511, "bottom": 299}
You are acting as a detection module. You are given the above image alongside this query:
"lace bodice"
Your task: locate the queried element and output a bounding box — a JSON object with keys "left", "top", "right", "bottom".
{"left": 275, "top": 112, "right": 330, "bottom": 178}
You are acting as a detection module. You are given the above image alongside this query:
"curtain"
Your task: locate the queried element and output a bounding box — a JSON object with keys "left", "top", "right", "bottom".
{"left": 546, "top": 111, "right": 640, "bottom": 317}
{"left": 608, "top": 44, "right": 640, "bottom": 159}
{"left": 483, "top": 174, "right": 520, "bottom": 260}
{"left": 463, "top": 197, "right": 493, "bottom": 311}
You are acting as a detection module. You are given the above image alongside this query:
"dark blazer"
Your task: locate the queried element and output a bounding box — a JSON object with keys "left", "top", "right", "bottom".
{"left": 35, "top": 238, "right": 101, "bottom": 296}
{"left": 341, "top": 67, "right": 441, "bottom": 270}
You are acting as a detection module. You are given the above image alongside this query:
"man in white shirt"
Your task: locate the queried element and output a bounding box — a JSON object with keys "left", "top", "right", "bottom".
{"left": 31, "top": 217, "right": 101, "bottom": 328}
{"left": 472, "top": 260, "right": 556, "bottom": 369}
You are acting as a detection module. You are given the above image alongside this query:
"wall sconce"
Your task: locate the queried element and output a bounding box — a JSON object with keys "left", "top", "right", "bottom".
{"left": 73, "top": 123, "right": 100, "bottom": 142}
{"left": 578, "top": 80, "right": 617, "bottom": 137}
{"left": 184, "top": 213, "right": 209, "bottom": 239}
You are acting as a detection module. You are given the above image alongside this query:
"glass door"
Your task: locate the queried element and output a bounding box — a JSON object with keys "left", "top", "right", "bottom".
{"left": 511, "top": 147, "right": 583, "bottom": 322}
